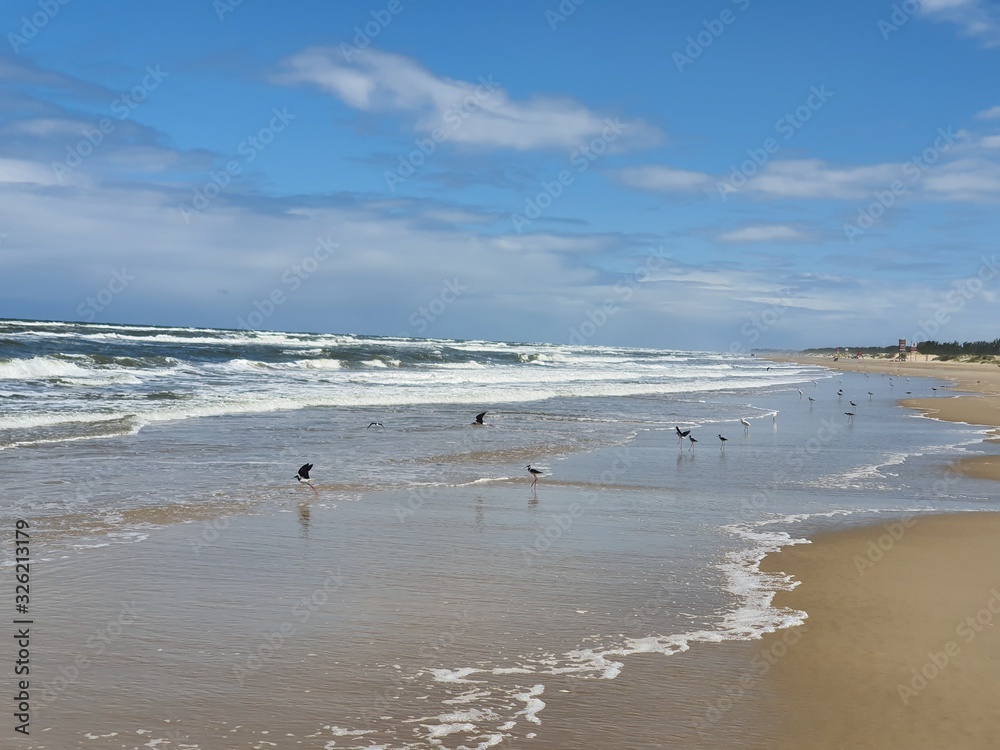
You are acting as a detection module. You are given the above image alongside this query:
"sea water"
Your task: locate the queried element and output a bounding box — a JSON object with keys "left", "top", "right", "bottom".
{"left": 0, "top": 319, "right": 996, "bottom": 748}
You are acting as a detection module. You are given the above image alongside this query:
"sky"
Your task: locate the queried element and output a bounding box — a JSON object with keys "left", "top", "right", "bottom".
{"left": 2, "top": 0, "right": 1000, "bottom": 351}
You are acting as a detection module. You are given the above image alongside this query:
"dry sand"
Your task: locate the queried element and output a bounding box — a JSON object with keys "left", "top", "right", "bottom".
{"left": 757, "top": 513, "right": 1000, "bottom": 749}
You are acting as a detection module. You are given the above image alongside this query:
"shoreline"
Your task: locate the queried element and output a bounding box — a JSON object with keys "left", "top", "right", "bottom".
{"left": 749, "top": 354, "right": 1000, "bottom": 747}
{"left": 772, "top": 353, "right": 1000, "bottom": 480}
{"left": 756, "top": 513, "right": 1000, "bottom": 749}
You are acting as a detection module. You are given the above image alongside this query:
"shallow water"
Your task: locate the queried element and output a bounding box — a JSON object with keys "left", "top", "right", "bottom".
{"left": 1, "top": 321, "right": 998, "bottom": 748}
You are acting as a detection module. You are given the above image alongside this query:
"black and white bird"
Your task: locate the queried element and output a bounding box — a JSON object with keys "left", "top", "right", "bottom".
{"left": 675, "top": 425, "right": 691, "bottom": 442}
{"left": 868, "top": 391, "right": 874, "bottom": 399}
{"left": 472, "top": 411, "right": 488, "bottom": 426}
{"left": 367, "top": 421, "right": 386, "bottom": 432}
{"left": 845, "top": 411, "right": 855, "bottom": 422}
{"left": 718, "top": 434, "right": 728, "bottom": 450}
{"left": 688, "top": 435, "right": 698, "bottom": 451}
{"left": 808, "top": 396, "right": 816, "bottom": 403}
{"left": 527, "top": 464, "right": 542, "bottom": 487}
{"left": 294, "top": 463, "right": 317, "bottom": 495}
{"left": 740, "top": 418, "right": 751, "bottom": 434}
{"left": 849, "top": 401, "right": 857, "bottom": 408}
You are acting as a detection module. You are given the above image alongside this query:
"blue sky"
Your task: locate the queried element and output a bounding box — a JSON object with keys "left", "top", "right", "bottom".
{"left": 2, "top": 0, "right": 999, "bottom": 350}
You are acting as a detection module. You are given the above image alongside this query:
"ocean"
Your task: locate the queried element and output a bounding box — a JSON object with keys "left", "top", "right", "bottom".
{"left": 0, "top": 318, "right": 996, "bottom": 749}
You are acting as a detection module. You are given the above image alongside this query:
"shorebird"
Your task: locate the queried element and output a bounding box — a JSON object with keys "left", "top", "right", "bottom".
{"left": 294, "top": 463, "right": 317, "bottom": 495}
{"left": 675, "top": 425, "right": 691, "bottom": 442}
{"left": 472, "top": 411, "right": 488, "bottom": 426}
{"left": 845, "top": 411, "right": 855, "bottom": 423}
{"left": 797, "top": 389, "right": 803, "bottom": 398}
{"left": 849, "top": 401, "right": 857, "bottom": 408}
{"left": 718, "top": 434, "right": 728, "bottom": 451}
{"left": 367, "top": 421, "right": 386, "bottom": 432}
{"left": 868, "top": 391, "right": 874, "bottom": 399}
{"left": 688, "top": 435, "right": 698, "bottom": 451}
{"left": 837, "top": 389, "right": 844, "bottom": 397}
{"left": 808, "top": 396, "right": 816, "bottom": 403}
{"left": 527, "top": 464, "right": 542, "bottom": 487}
{"left": 740, "top": 418, "right": 751, "bottom": 434}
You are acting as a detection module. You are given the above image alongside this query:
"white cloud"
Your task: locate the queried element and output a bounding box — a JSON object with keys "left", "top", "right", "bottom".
{"left": 613, "top": 165, "right": 712, "bottom": 191}
{"left": 918, "top": 0, "right": 1000, "bottom": 46}
{"left": 272, "top": 48, "right": 661, "bottom": 151}
{"left": 976, "top": 105, "right": 1000, "bottom": 120}
{"left": 980, "top": 134, "right": 1000, "bottom": 148}
{"left": 922, "top": 157, "right": 1000, "bottom": 201}
{"left": 745, "top": 159, "right": 900, "bottom": 199}
{"left": 716, "top": 225, "right": 807, "bottom": 243}
{"left": 0, "top": 158, "right": 59, "bottom": 185}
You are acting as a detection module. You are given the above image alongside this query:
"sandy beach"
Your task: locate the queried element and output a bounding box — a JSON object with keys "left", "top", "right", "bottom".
{"left": 757, "top": 513, "right": 1000, "bottom": 749}
{"left": 748, "top": 354, "right": 1000, "bottom": 748}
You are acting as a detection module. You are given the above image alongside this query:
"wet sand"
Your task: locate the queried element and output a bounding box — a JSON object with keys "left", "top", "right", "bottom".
{"left": 756, "top": 513, "right": 1000, "bottom": 749}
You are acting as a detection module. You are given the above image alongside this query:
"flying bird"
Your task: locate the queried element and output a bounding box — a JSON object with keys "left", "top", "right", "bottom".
{"left": 367, "top": 421, "right": 386, "bottom": 432}
{"left": 527, "top": 464, "right": 542, "bottom": 487}
{"left": 472, "top": 411, "right": 488, "bottom": 426}
{"left": 675, "top": 425, "right": 691, "bottom": 441}
{"left": 294, "top": 463, "right": 317, "bottom": 495}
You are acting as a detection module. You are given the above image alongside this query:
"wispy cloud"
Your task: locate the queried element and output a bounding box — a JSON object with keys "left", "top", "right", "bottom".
{"left": 0, "top": 158, "right": 59, "bottom": 185}
{"left": 715, "top": 224, "right": 808, "bottom": 243}
{"left": 612, "top": 165, "right": 712, "bottom": 191}
{"left": 272, "top": 48, "right": 661, "bottom": 151}
{"left": 919, "top": 0, "right": 1000, "bottom": 46}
